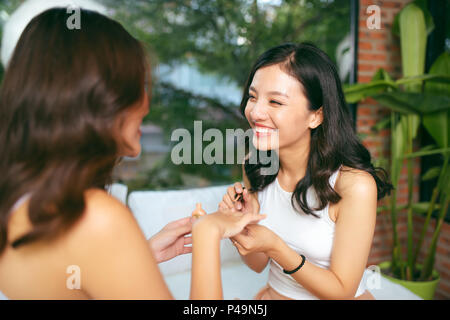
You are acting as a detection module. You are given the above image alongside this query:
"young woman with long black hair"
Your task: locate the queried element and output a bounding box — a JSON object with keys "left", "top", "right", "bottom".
{"left": 219, "top": 43, "right": 393, "bottom": 300}
{"left": 0, "top": 7, "right": 264, "bottom": 299}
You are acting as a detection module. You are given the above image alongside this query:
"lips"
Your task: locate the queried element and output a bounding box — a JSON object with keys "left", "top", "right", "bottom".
{"left": 253, "top": 123, "right": 276, "bottom": 137}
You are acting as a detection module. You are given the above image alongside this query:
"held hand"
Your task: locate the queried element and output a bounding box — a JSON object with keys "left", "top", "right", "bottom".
{"left": 148, "top": 216, "right": 193, "bottom": 263}
{"left": 230, "top": 224, "right": 279, "bottom": 257}
{"left": 194, "top": 209, "right": 266, "bottom": 239}
{"left": 218, "top": 182, "right": 259, "bottom": 215}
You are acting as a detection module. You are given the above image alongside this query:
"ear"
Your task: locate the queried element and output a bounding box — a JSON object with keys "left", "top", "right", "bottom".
{"left": 309, "top": 106, "right": 323, "bottom": 129}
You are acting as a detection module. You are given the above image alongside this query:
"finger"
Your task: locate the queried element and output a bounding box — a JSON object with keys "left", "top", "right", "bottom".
{"left": 222, "top": 193, "right": 235, "bottom": 210}
{"left": 182, "top": 246, "right": 192, "bottom": 254}
{"left": 218, "top": 202, "right": 229, "bottom": 212}
{"left": 233, "top": 240, "right": 247, "bottom": 255}
{"left": 184, "top": 236, "right": 192, "bottom": 245}
{"left": 234, "top": 182, "right": 243, "bottom": 194}
{"left": 227, "top": 186, "right": 237, "bottom": 201}
{"left": 242, "top": 188, "right": 250, "bottom": 203}
{"left": 172, "top": 222, "right": 193, "bottom": 237}
{"left": 166, "top": 216, "right": 192, "bottom": 229}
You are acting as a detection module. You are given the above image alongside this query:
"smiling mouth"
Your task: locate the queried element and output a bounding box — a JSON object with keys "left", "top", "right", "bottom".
{"left": 253, "top": 126, "right": 276, "bottom": 137}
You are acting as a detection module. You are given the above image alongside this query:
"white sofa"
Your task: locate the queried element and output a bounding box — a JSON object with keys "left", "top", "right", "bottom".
{"left": 0, "top": 183, "right": 422, "bottom": 300}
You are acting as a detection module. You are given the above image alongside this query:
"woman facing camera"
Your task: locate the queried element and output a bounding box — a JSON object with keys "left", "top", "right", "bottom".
{"left": 0, "top": 8, "right": 265, "bottom": 299}
{"left": 219, "top": 43, "right": 393, "bottom": 300}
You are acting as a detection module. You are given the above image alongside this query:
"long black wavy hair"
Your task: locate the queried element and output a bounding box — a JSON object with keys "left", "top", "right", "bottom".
{"left": 241, "top": 42, "right": 393, "bottom": 217}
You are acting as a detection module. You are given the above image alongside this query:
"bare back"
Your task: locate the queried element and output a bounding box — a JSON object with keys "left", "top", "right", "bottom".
{"left": 0, "top": 189, "right": 171, "bottom": 299}
{"left": 0, "top": 197, "right": 90, "bottom": 299}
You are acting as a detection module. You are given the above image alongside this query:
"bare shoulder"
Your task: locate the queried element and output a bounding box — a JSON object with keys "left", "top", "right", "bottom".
{"left": 64, "top": 188, "right": 139, "bottom": 251}
{"left": 81, "top": 188, "right": 132, "bottom": 230}
{"left": 332, "top": 166, "right": 378, "bottom": 224}
{"left": 335, "top": 165, "right": 377, "bottom": 197}
{"left": 62, "top": 189, "right": 169, "bottom": 299}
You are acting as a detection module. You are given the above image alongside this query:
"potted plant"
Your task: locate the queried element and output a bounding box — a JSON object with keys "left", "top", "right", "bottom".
{"left": 344, "top": 0, "right": 450, "bottom": 299}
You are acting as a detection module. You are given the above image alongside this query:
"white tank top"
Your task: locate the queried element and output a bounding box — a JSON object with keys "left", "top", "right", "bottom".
{"left": 257, "top": 166, "right": 366, "bottom": 299}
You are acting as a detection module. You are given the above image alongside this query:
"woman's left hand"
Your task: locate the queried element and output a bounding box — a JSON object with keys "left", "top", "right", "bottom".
{"left": 231, "top": 224, "right": 280, "bottom": 257}
{"left": 148, "top": 216, "right": 193, "bottom": 263}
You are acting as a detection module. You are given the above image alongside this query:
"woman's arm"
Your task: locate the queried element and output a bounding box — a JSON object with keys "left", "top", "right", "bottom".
{"left": 189, "top": 210, "right": 266, "bottom": 299}
{"left": 267, "top": 171, "right": 377, "bottom": 299}
{"left": 190, "top": 219, "right": 222, "bottom": 299}
{"left": 241, "top": 252, "right": 270, "bottom": 273}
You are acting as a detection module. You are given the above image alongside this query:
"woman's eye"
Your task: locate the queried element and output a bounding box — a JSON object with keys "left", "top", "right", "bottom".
{"left": 248, "top": 94, "right": 256, "bottom": 100}
{"left": 270, "top": 100, "right": 282, "bottom": 106}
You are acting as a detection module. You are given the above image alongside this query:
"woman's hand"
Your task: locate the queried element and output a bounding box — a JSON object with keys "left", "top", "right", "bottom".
{"left": 148, "top": 216, "right": 193, "bottom": 263}
{"left": 218, "top": 182, "right": 259, "bottom": 215}
{"left": 231, "top": 224, "right": 280, "bottom": 257}
{"left": 193, "top": 209, "right": 266, "bottom": 239}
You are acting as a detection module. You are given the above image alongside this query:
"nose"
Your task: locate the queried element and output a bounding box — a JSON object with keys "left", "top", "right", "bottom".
{"left": 249, "top": 100, "right": 269, "bottom": 122}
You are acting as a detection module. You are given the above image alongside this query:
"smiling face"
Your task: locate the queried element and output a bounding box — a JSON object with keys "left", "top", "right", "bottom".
{"left": 244, "top": 63, "right": 323, "bottom": 152}
{"left": 116, "top": 92, "right": 150, "bottom": 158}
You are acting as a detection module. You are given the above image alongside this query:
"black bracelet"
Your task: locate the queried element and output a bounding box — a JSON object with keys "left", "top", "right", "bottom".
{"left": 283, "top": 254, "right": 306, "bottom": 275}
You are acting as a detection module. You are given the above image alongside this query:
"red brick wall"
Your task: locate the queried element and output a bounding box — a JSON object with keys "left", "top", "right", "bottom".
{"left": 357, "top": 0, "right": 449, "bottom": 300}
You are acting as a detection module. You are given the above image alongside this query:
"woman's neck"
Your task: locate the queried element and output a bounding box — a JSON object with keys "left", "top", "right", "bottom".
{"left": 277, "top": 137, "right": 310, "bottom": 186}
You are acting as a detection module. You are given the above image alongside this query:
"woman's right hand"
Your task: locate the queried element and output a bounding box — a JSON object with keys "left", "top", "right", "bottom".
{"left": 193, "top": 209, "right": 266, "bottom": 239}
{"left": 218, "top": 182, "right": 259, "bottom": 215}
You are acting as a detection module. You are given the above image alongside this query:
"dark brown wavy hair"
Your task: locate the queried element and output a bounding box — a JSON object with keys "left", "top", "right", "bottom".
{"left": 241, "top": 43, "right": 393, "bottom": 217}
{"left": 0, "top": 8, "right": 150, "bottom": 253}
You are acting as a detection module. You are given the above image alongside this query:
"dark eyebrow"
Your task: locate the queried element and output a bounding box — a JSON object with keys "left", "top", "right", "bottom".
{"left": 249, "top": 86, "right": 289, "bottom": 98}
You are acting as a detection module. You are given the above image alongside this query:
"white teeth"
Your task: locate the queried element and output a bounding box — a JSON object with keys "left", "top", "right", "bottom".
{"left": 255, "top": 127, "right": 275, "bottom": 133}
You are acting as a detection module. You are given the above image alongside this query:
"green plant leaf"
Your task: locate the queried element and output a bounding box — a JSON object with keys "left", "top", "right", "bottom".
{"left": 418, "top": 144, "right": 436, "bottom": 152}
{"left": 412, "top": 202, "right": 441, "bottom": 215}
{"left": 371, "top": 93, "right": 419, "bottom": 114}
{"left": 372, "top": 68, "right": 394, "bottom": 82}
{"left": 344, "top": 80, "right": 397, "bottom": 103}
{"left": 393, "top": 116, "right": 408, "bottom": 161}
{"left": 396, "top": 73, "right": 450, "bottom": 86}
{"left": 423, "top": 111, "right": 449, "bottom": 149}
{"left": 425, "top": 52, "right": 450, "bottom": 95}
{"left": 392, "top": 0, "right": 435, "bottom": 37}
{"left": 411, "top": 0, "right": 435, "bottom": 34}
{"left": 372, "top": 116, "right": 391, "bottom": 131}
{"left": 373, "top": 92, "right": 450, "bottom": 114}
{"left": 399, "top": 3, "right": 427, "bottom": 92}
{"left": 421, "top": 166, "right": 441, "bottom": 181}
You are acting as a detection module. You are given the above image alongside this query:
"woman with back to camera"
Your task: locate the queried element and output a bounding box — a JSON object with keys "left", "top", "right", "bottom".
{"left": 0, "top": 7, "right": 265, "bottom": 299}
{"left": 219, "top": 43, "right": 393, "bottom": 300}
